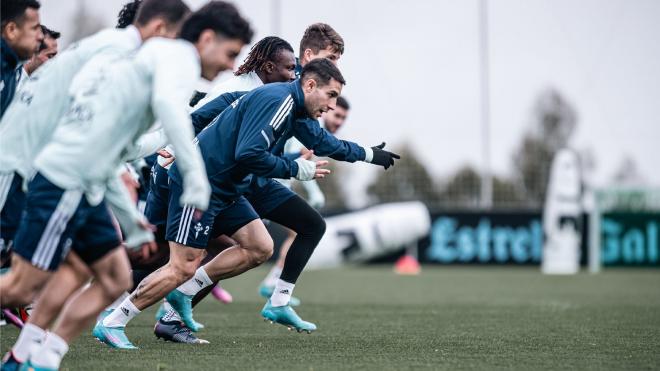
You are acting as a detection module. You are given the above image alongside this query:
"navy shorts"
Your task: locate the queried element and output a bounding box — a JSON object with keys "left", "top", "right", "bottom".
{"left": 245, "top": 178, "right": 297, "bottom": 217}
{"left": 0, "top": 172, "right": 26, "bottom": 250}
{"left": 144, "top": 163, "right": 170, "bottom": 227}
{"left": 13, "top": 173, "right": 122, "bottom": 271}
{"left": 165, "top": 179, "right": 261, "bottom": 248}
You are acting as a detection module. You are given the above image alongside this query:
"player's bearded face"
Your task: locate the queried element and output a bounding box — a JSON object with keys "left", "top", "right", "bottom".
{"left": 303, "top": 78, "right": 342, "bottom": 119}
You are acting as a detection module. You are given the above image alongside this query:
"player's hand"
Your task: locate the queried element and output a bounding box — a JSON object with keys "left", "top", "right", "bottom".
{"left": 369, "top": 142, "right": 400, "bottom": 170}
{"left": 120, "top": 170, "right": 140, "bottom": 203}
{"left": 125, "top": 218, "right": 156, "bottom": 260}
{"left": 157, "top": 148, "right": 175, "bottom": 167}
{"left": 295, "top": 150, "right": 330, "bottom": 180}
{"left": 181, "top": 175, "right": 211, "bottom": 211}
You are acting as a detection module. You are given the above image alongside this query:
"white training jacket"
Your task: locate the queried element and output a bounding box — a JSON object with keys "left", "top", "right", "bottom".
{"left": 0, "top": 26, "right": 142, "bottom": 179}
{"left": 34, "top": 38, "right": 210, "bottom": 213}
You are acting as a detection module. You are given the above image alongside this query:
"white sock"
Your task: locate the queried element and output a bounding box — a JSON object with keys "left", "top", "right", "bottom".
{"left": 29, "top": 332, "right": 68, "bottom": 370}
{"left": 177, "top": 267, "right": 213, "bottom": 296}
{"left": 11, "top": 323, "right": 46, "bottom": 362}
{"left": 102, "top": 297, "right": 141, "bottom": 328}
{"left": 263, "top": 265, "right": 282, "bottom": 287}
{"left": 106, "top": 291, "right": 129, "bottom": 311}
{"left": 270, "top": 279, "right": 295, "bottom": 307}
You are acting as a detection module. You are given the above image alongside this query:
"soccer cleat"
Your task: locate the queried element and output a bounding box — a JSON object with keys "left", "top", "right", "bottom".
{"left": 154, "top": 320, "right": 209, "bottom": 344}
{"left": 261, "top": 300, "right": 316, "bottom": 333}
{"left": 1, "top": 351, "right": 22, "bottom": 371}
{"left": 154, "top": 302, "right": 168, "bottom": 321}
{"left": 92, "top": 323, "right": 137, "bottom": 349}
{"left": 258, "top": 283, "right": 301, "bottom": 307}
{"left": 17, "top": 360, "right": 55, "bottom": 371}
{"left": 165, "top": 290, "right": 199, "bottom": 332}
{"left": 211, "top": 285, "right": 233, "bottom": 304}
{"left": 96, "top": 308, "right": 112, "bottom": 324}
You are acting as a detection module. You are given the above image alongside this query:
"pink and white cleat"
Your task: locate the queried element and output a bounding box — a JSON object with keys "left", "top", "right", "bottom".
{"left": 211, "top": 284, "right": 233, "bottom": 304}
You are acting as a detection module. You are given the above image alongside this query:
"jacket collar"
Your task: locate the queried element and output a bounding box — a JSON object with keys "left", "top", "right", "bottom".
{"left": 291, "top": 79, "right": 309, "bottom": 118}
{"left": 1, "top": 38, "right": 21, "bottom": 69}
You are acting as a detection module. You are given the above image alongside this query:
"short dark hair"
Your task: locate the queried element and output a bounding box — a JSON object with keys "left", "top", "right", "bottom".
{"left": 180, "top": 1, "right": 253, "bottom": 45}
{"left": 1, "top": 0, "right": 40, "bottom": 28}
{"left": 40, "top": 25, "right": 60, "bottom": 39}
{"left": 235, "top": 36, "right": 293, "bottom": 76}
{"left": 37, "top": 25, "right": 59, "bottom": 52}
{"left": 116, "top": 0, "right": 142, "bottom": 28}
{"left": 336, "top": 96, "right": 350, "bottom": 111}
{"left": 299, "top": 23, "right": 344, "bottom": 58}
{"left": 301, "top": 58, "right": 346, "bottom": 87}
{"left": 134, "top": 0, "right": 190, "bottom": 28}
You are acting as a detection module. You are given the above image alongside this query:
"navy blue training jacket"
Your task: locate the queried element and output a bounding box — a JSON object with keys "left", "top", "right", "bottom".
{"left": 1, "top": 38, "right": 23, "bottom": 118}
{"left": 171, "top": 79, "right": 365, "bottom": 200}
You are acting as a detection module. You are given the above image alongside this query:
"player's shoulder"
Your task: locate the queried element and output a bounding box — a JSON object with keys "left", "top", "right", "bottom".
{"left": 249, "top": 81, "right": 292, "bottom": 102}
{"left": 140, "top": 38, "right": 195, "bottom": 56}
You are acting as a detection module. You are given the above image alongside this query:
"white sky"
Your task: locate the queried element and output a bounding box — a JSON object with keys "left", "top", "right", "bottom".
{"left": 39, "top": 0, "right": 660, "bottom": 206}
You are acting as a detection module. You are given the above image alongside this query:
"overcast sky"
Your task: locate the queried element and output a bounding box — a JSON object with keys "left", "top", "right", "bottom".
{"left": 39, "top": 0, "right": 660, "bottom": 206}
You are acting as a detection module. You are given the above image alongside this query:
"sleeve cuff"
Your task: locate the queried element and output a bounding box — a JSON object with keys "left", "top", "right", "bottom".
{"left": 363, "top": 146, "right": 373, "bottom": 163}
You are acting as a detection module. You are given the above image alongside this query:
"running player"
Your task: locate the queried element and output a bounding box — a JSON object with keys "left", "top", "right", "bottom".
{"left": 0, "top": 0, "right": 187, "bottom": 270}
{"left": 142, "top": 35, "right": 296, "bottom": 320}
{"left": 2, "top": 2, "right": 252, "bottom": 370}
{"left": 94, "top": 58, "right": 399, "bottom": 349}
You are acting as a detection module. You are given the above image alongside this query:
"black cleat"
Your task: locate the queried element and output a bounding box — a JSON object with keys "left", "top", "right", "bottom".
{"left": 154, "top": 320, "right": 209, "bottom": 344}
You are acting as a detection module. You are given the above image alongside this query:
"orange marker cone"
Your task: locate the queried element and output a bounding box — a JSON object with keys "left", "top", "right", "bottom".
{"left": 394, "top": 254, "right": 421, "bottom": 275}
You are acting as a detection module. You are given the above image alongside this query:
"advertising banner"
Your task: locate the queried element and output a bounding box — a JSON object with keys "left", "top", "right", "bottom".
{"left": 423, "top": 212, "right": 543, "bottom": 264}
{"left": 601, "top": 212, "right": 659, "bottom": 266}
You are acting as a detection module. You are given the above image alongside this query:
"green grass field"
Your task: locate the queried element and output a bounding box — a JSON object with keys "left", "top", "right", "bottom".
{"left": 1, "top": 266, "right": 659, "bottom": 370}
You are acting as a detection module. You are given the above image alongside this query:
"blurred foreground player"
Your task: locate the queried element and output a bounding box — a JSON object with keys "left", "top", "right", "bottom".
{"left": 2, "top": 2, "right": 253, "bottom": 370}
{"left": 1, "top": 1, "right": 192, "bottom": 368}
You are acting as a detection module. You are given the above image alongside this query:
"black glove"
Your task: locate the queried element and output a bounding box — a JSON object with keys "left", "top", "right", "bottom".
{"left": 370, "top": 142, "right": 400, "bottom": 169}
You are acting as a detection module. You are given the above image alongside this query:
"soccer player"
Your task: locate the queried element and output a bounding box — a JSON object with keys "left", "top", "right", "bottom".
{"left": 2, "top": 2, "right": 252, "bottom": 369}
{"left": 183, "top": 22, "right": 346, "bottom": 312}
{"left": 0, "top": 0, "right": 188, "bottom": 268}
{"left": 255, "top": 22, "right": 345, "bottom": 304}
{"left": 22, "top": 25, "right": 60, "bottom": 76}
{"left": 258, "top": 95, "right": 352, "bottom": 302}
{"left": 140, "top": 35, "right": 296, "bottom": 316}
{"left": 0, "top": 0, "right": 192, "bottom": 367}
{"left": 1, "top": 0, "right": 43, "bottom": 117}
{"left": 95, "top": 58, "right": 398, "bottom": 349}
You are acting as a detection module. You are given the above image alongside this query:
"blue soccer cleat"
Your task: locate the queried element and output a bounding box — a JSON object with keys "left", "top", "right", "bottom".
{"left": 92, "top": 322, "right": 137, "bottom": 349}
{"left": 1, "top": 351, "right": 22, "bottom": 371}
{"left": 258, "top": 283, "right": 301, "bottom": 307}
{"left": 18, "top": 360, "right": 55, "bottom": 371}
{"left": 97, "top": 308, "right": 112, "bottom": 323}
{"left": 261, "top": 300, "right": 316, "bottom": 333}
{"left": 154, "top": 302, "right": 168, "bottom": 322}
{"left": 165, "top": 290, "right": 199, "bottom": 332}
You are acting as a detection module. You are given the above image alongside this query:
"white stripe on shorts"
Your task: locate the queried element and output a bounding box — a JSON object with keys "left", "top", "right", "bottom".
{"left": 32, "top": 189, "right": 82, "bottom": 270}
{"left": 176, "top": 205, "right": 194, "bottom": 244}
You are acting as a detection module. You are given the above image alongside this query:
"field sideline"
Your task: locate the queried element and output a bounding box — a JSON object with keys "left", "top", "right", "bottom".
{"left": 1, "top": 266, "right": 658, "bottom": 370}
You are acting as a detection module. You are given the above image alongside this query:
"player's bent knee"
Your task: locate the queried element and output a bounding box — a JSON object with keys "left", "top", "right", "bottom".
{"left": 172, "top": 259, "right": 200, "bottom": 282}
{"left": 250, "top": 236, "right": 274, "bottom": 265}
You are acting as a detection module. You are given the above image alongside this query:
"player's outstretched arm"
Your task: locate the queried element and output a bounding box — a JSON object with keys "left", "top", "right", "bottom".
{"left": 293, "top": 118, "right": 401, "bottom": 169}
